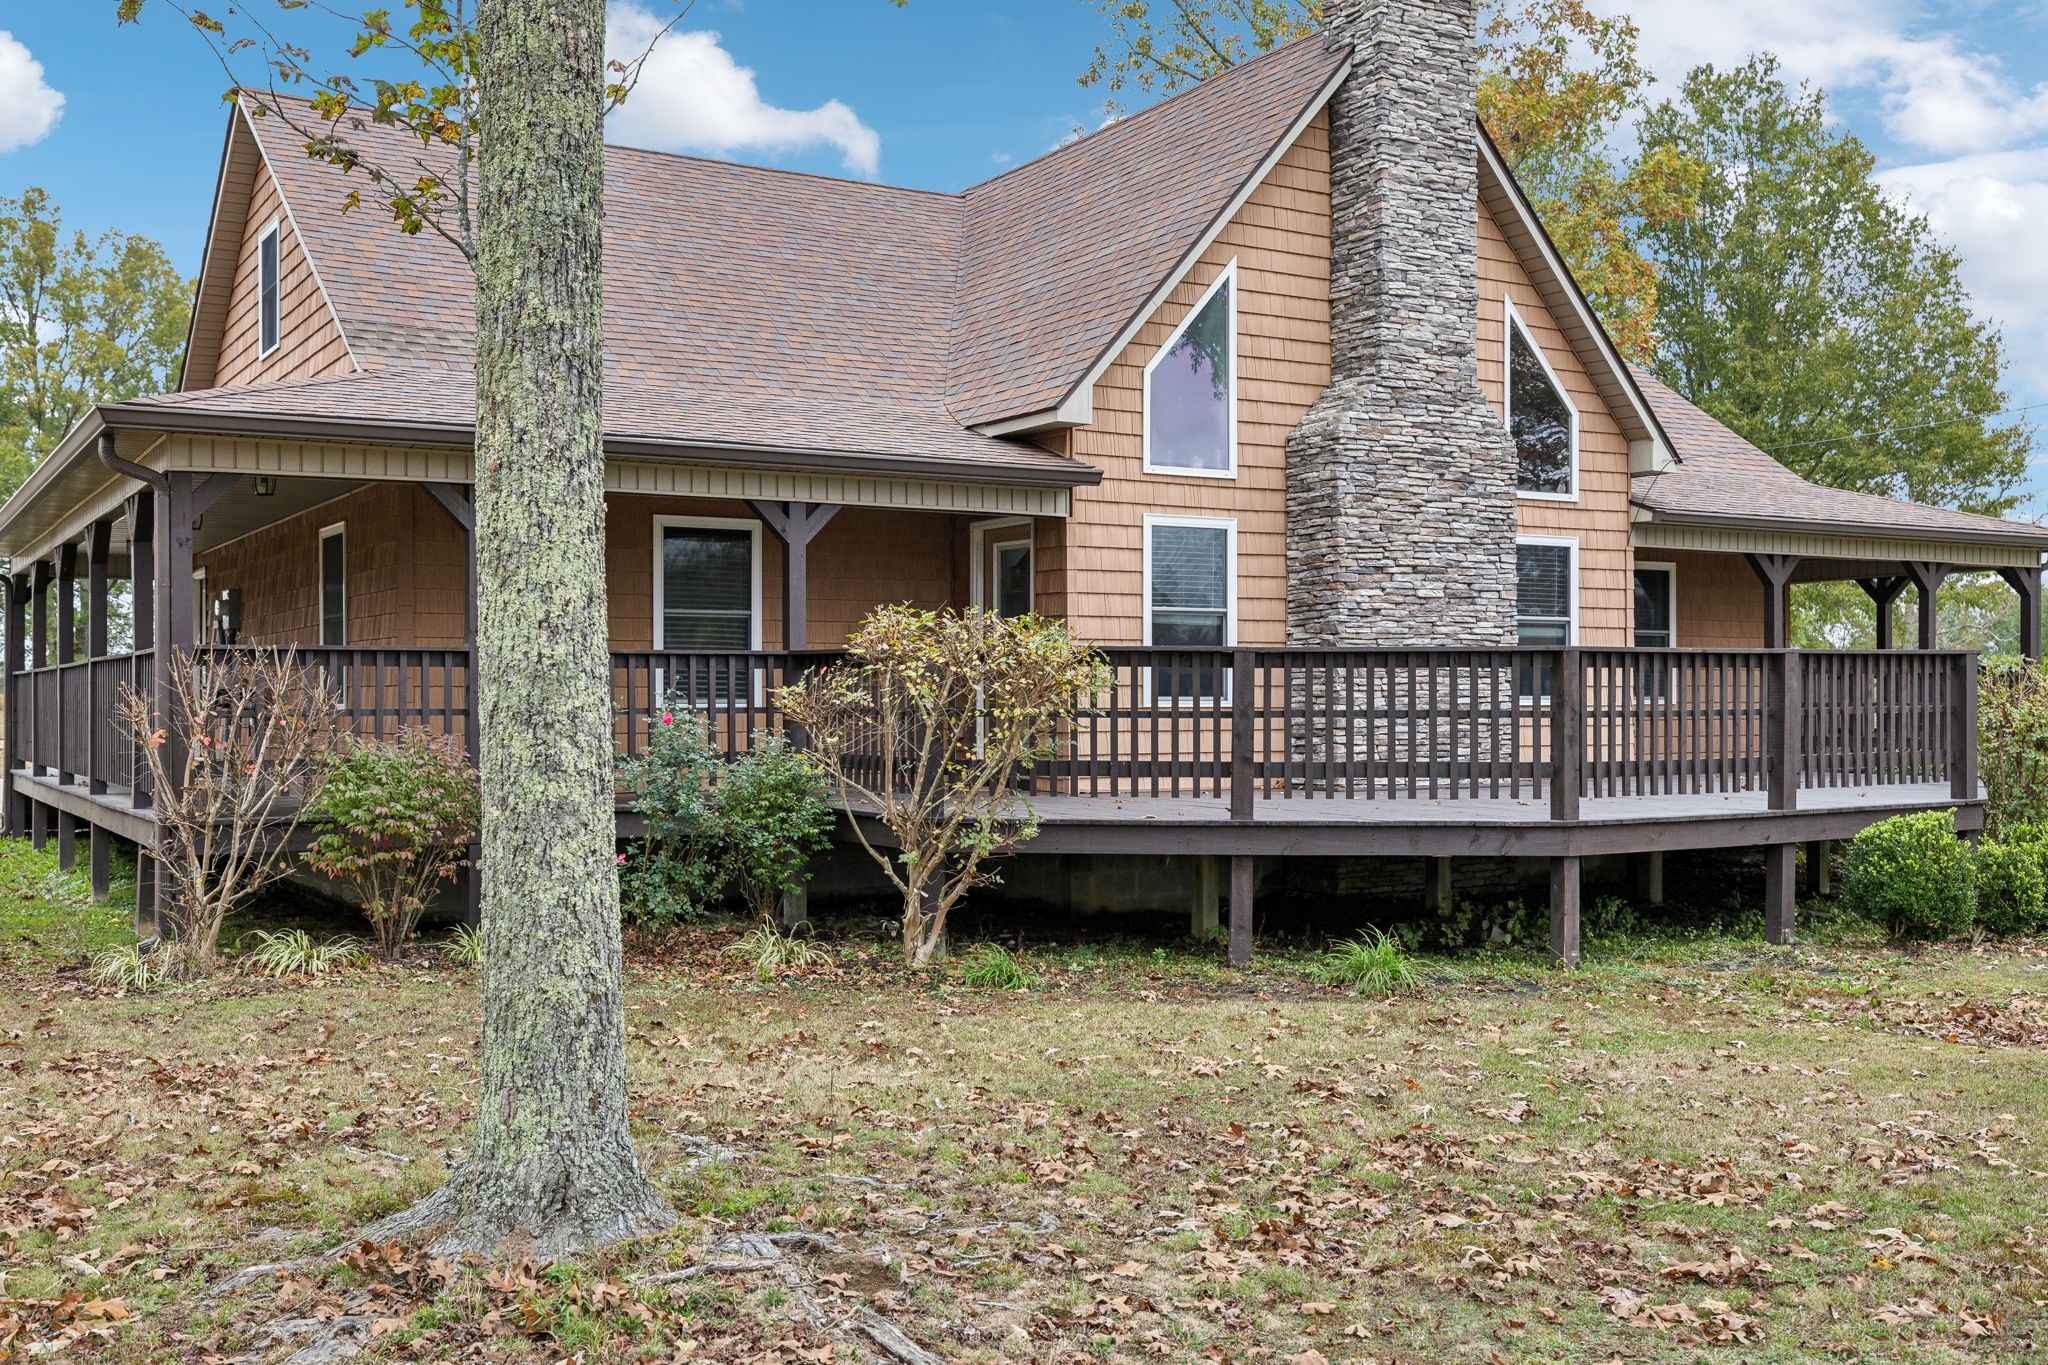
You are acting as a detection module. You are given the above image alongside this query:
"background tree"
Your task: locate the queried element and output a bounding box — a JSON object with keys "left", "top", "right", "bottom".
{"left": 1076, "top": 0, "right": 1694, "bottom": 356}
{"left": 1639, "top": 56, "right": 2031, "bottom": 514}
{"left": 0, "top": 189, "right": 188, "bottom": 498}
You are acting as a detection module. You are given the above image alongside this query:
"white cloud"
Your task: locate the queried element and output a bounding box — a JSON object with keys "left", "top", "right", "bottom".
{"left": 1882, "top": 151, "right": 2048, "bottom": 341}
{"left": 605, "top": 3, "right": 880, "bottom": 177}
{"left": 0, "top": 31, "right": 63, "bottom": 154}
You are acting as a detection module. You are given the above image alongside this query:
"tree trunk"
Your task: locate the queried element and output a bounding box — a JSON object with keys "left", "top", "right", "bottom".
{"left": 362, "top": 0, "right": 673, "bottom": 1257}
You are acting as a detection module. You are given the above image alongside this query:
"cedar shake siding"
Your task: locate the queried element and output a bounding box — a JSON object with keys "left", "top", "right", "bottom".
{"left": 1063, "top": 111, "right": 1332, "bottom": 646}
{"left": 1662, "top": 549, "right": 1767, "bottom": 649}
{"left": 1477, "top": 196, "right": 1636, "bottom": 645}
{"left": 210, "top": 163, "right": 354, "bottom": 388}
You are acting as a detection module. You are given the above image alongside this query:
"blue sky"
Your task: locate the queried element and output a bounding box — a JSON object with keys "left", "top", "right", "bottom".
{"left": 5, "top": 0, "right": 2048, "bottom": 504}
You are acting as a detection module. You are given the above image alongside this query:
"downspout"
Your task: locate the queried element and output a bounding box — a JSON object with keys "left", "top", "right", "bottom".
{"left": 96, "top": 430, "right": 169, "bottom": 493}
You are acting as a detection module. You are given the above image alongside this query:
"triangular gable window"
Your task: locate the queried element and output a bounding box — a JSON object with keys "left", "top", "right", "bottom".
{"left": 1505, "top": 300, "right": 1577, "bottom": 498}
{"left": 1144, "top": 263, "right": 1237, "bottom": 477}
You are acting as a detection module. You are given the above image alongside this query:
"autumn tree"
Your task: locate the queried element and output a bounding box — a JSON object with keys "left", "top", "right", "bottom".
{"left": 1639, "top": 56, "right": 2031, "bottom": 515}
{"left": 1075, "top": 0, "right": 1695, "bottom": 356}
{"left": 0, "top": 189, "right": 188, "bottom": 498}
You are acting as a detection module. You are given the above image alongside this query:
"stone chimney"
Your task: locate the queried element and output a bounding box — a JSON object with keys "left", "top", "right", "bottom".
{"left": 1285, "top": 0, "right": 1518, "bottom": 646}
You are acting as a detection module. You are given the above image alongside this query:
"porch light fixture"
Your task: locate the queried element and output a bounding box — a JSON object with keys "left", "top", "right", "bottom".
{"left": 254, "top": 476, "right": 277, "bottom": 497}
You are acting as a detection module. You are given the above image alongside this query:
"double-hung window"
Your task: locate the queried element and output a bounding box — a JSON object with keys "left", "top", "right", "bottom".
{"left": 1144, "top": 515, "right": 1235, "bottom": 701}
{"left": 1516, "top": 536, "right": 1576, "bottom": 697}
{"left": 1504, "top": 298, "right": 1576, "bottom": 499}
{"left": 258, "top": 221, "right": 281, "bottom": 358}
{"left": 1143, "top": 262, "right": 1237, "bottom": 477}
{"left": 655, "top": 517, "right": 760, "bottom": 651}
{"left": 1633, "top": 564, "right": 1675, "bottom": 648}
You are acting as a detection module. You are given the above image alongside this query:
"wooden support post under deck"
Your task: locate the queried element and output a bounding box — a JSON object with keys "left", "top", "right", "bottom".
{"left": 747, "top": 500, "right": 840, "bottom": 651}
{"left": 89, "top": 826, "right": 111, "bottom": 903}
{"left": 1747, "top": 554, "right": 1800, "bottom": 649}
{"left": 134, "top": 847, "right": 159, "bottom": 942}
{"left": 1424, "top": 857, "right": 1453, "bottom": 916}
{"left": 780, "top": 883, "right": 811, "bottom": 932}
{"left": 30, "top": 800, "right": 48, "bottom": 851}
{"left": 55, "top": 810, "right": 76, "bottom": 871}
{"left": 1637, "top": 850, "right": 1664, "bottom": 906}
{"left": 1764, "top": 843, "right": 1797, "bottom": 945}
{"left": 1805, "top": 840, "right": 1832, "bottom": 897}
{"left": 1549, "top": 856, "right": 1582, "bottom": 969}
{"left": 1192, "top": 855, "right": 1222, "bottom": 941}
{"left": 1228, "top": 855, "right": 1254, "bottom": 967}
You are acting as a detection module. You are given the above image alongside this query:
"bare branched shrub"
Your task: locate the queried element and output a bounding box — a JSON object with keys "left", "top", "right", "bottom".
{"left": 780, "top": 606, "right": 1107, "bottom": 967}
{"left": 116, "top": 647, "right": 339, "bottom": 976}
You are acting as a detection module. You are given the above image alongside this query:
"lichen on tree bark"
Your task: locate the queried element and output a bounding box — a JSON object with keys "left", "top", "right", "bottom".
{"left": 360, "top": 0, "right": 673, "bottom": 1257}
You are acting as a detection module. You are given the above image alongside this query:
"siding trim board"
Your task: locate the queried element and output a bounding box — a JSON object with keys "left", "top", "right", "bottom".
{"left": 1633, "top": 518, "right": 2045, "bottom": 571}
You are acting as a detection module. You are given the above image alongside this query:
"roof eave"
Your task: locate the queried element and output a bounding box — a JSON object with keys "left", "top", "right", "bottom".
{"left": 1633, "top": 502, "right": 2048, "bottom": 553}
{"left": 94, "top": 404, "right": 1104, "bottom": 489}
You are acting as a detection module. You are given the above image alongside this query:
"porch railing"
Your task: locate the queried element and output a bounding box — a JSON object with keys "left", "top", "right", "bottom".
{"left": 4, "top": 644, "right": 1979, "bottom": 821}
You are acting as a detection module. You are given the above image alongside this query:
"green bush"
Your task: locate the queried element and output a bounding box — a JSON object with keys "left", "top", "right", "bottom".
{"left": 304, "top": 729, "right": 479, "bottom": 958}
{"left": 1978, "top": 658, "right": 2048, "bottom": 839}
{"left": 1973, "top": 837, "right": 2048, "bottom": 937}
{"left": 617, "top": 714, "right": 833, "bottom": 925}
{"left": 1840, "top": 811, "right": 1977, "bottom": 941}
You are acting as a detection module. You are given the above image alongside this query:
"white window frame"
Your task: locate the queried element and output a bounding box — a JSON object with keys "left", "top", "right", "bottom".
{"left": 1503, "top": 295, "right": 1579, "bottom": 503}
{"left": 1633, "top": 560, "right": 1677, "bottom": 648}
{"left": 650, "top": 514, "right": 763, "bottom": 653}
{"left": 968, "top": 516, "right": 1034, "bottom": 617}
{"left": 257, "top": 219, "right": 282, "bottom": 359}
{"left": 1142, "top": 259, "right": 1239, "bottom": 480}
{"left": 318, "top": 522, "right": 346, "bottom": 647}
{"left": 192, "top": 567, "right": 208, "bottom": 642}
{"left": 1515, "top": 534, "right": 1578, "bottom": 645}
{"left": 1143, "top": 513, "right": 1238, "bottom": 704}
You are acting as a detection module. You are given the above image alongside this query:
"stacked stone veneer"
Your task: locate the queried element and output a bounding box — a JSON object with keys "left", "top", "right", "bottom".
{"left": 1286, "top": 0, "right": 1518, "bottom": 646}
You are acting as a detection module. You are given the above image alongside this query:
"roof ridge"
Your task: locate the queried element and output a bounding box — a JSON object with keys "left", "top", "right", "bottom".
{"left": 960, "top": 33, "right": 1331, "bottom": 199}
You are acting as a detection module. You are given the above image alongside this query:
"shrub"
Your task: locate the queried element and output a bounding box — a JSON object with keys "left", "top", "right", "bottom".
{"left": 617, "top": 711, "right": 726, "bottom": 923}
{"left": 240, "top": 927, "right": 366, "bottom": 979}
{"left": 713, "top": 738, "right": 834, "bottom": 924}
{"left": 1311, "top": 930, "right": 1420, "bottom": 995}
{"left": 304, "top": 729, "right": 480, "bottom": 959}
{"left": 444, "top": 924, "right": 484, "bottom": 968}
{"left": 1979, "top": 658, "right": 2048, "bottom": 839}
{"left": 781, "top": 606, "right": 1110, "bottom": 967}
{"left": 1840, "top": 811, "right": 1977, "bottom": 942}
{"left": 724, "top": 922, "right": 829, "bottom": 980}
{"left": 90, "top": 943, "right": 168, "bottom": 992}
{"left": 1973, "top": 837, "right": 2048, "bottom": 937}
{"left": 959, "top": 943, "right": 1032, "bottom": 991}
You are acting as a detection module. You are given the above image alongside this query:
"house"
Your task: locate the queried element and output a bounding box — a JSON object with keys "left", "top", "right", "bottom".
{"left": 4, "top": 0, "right": 2043, "bottom": 964}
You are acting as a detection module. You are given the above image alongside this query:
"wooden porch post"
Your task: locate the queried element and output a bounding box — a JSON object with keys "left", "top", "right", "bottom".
{"left": 1764, "top": 649, "right": 1802, "bottom": 811}
{"left": 1998, "top": 564, "right": 2042, "bottom": 662}
{"left": 1746, "top": 554, "right": 1800, "bottom": 649}
{"left": 420, "top": 484, "right": 479, "bottom": 774}
{"left": 128, "top": 494, "right": 154, "bottom": 653}
{"left": 1904, "top": 561, "right": 1949, "bottom": 650}
{"left": 54, "top": 543, "right": 76, "bottom": 785}
{"left": 28, "top": 559, "right": 49, "bottom": 778}
{"left": 1549, "top": 855, "right": 1581, "bottom": 968}
{"left": 149, "top": 473, "right": 197, "bottom": 811}
{"left": 747, "top": 500, "right": 840, "bottom": 651}
{"left": 1858, "top": 576, "right": 1908, "bottom": 650}
{"left": 3, "top": 572, "right": 25, "bottom": 835}
{"left": 86, "top": 520, "right": 112, "bottom": 795}
{"left": 1548, "top": 648, "right": 1582, "bottom": 821}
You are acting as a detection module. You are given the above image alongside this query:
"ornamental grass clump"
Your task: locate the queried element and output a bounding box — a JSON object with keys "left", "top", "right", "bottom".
{"left": 1311, "top": 929, "right": 1421, "bottom": 996}
{"left": 1840, "top": 810, "right": 1977, "bottom": 942}
{"left": 780, "top": 606, "right": 1111, "bottom": 968}
{"left": 304, "top": 729, "right": 481, "bottom": 959}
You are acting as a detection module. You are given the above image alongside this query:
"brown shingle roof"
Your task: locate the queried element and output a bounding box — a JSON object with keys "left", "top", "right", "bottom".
{"left": 1631, "top": 367, "right": 2048, "bottom": 548}
{"left": 208, "top": 34, "right": 1347, "bottom": 471}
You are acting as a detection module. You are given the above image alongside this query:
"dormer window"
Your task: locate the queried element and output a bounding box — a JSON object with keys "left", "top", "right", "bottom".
{"left": 258, "top": 221, "right": 281, "bottom": 357}
{"left": 1505, "top": 298, "right": 1576, "bottom": 499}
{"left": 1144, "top": 261, "right": 1236, "bottom": 477}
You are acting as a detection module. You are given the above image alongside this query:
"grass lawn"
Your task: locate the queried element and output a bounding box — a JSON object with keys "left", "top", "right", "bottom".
{"left": 2, "top": 838, "right": 2044, "bottom": 1363}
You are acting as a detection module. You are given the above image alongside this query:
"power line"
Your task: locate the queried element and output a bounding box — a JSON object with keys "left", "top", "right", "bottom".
{"left": 1762, "top": 401, "right": 2048, "bottom": 454}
